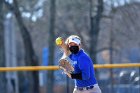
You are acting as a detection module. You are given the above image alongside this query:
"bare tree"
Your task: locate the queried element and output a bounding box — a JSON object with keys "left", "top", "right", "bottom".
{"left": 4, "top": 0, "right": 39, "bottom": 93}
{"left": 89, "top": 0, "right": 103, "bottom": 63}
{"left": 47, "top": 0, "right": 56, "bottom": 93}
{"left": 0, "top": 0, "right": 7, "bottom": 93}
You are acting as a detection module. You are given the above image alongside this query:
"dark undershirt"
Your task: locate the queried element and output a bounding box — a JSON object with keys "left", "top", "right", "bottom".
{"left": 71, "top": 73, "right": 82, "bottom": 80}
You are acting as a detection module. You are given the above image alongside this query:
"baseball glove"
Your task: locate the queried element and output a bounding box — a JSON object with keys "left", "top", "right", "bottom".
{"left": 59, "top": 58, "right": 74, "bottom": 73}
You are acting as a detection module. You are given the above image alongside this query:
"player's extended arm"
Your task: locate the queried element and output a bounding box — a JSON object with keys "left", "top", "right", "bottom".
{"left": 56, "top": 37, "right": 74, "bottom": 76}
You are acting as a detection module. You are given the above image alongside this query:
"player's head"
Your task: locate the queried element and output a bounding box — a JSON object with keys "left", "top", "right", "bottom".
{"left": 66, "top": 35, "right": 81, "bottom": 54}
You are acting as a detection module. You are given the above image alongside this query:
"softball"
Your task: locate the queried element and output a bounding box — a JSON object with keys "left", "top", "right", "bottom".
{"left": 55, "top": 37, "right": 63, "bottom": 46}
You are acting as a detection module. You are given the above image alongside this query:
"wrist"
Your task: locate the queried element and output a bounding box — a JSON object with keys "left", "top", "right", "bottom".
{"left": 64, "top": 71, "right": 72, "bottom": 78}
{"left": 67, "top": 73, "right": 72, "bottom": 78}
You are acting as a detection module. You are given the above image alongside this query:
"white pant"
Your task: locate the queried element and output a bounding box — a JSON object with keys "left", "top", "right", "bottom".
{"left": 73, "top": 84, "right": 102, "bottom": 93}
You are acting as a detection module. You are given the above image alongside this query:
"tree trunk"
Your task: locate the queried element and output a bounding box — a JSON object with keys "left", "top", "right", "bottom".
{"left": 89, "top": 0, "right": 103, "bottom": 79}
{"left": 47, "top": 0, "right": 56, "bottom": 93}
{"left": 0, "top": 0, "right": 7, "bottom": 93}
{"left": 4, "top": 0, "right": 39, "bottom": 93}
{"left": 13, "top": 0, "right": 39, "bottom": 93}
{"left": 89, "top": 0, "right": 103, "bottom": 63}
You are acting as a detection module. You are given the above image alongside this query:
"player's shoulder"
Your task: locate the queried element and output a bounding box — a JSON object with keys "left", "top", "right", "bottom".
{"left": 78, "top": 49, "right": 90, "bottom": 59}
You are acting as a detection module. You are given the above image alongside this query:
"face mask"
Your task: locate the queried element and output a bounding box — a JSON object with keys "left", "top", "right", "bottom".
{"left": 69, "top": 46, "right": 79, "bottom": 54}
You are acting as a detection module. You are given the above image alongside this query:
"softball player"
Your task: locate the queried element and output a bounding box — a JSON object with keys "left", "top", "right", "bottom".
{"left": 61, "top": 35, "right": 102, "bottom": 93}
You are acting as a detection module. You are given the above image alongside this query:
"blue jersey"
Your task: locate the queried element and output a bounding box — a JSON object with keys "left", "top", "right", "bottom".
{"left": 69, "top": 49, "right": 97, "bottom": 87}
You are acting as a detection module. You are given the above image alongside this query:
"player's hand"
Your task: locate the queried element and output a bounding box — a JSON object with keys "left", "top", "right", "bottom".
{"left": 56, "top": 37, "right": 70, "bottom": 56}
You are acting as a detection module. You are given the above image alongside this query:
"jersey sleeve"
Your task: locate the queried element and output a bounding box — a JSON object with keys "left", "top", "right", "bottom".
{"left": 78, "top": 55, "right": 91, "bottom": 80}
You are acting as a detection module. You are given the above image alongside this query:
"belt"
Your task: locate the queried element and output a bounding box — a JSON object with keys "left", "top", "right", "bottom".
{"left": 75, "top": 85, "right": 94, "bottom": 91}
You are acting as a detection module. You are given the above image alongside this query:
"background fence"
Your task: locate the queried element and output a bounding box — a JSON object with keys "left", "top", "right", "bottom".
{"left": 0, "top": 63, "right": 139, "bottom": 93}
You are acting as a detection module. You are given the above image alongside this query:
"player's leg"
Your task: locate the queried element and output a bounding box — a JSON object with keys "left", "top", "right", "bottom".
{"left": 73, "top": 85, "right": 102, "bottom": 93}
{"left": 88, "top": 85, "right": 102, "bottom": 93}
